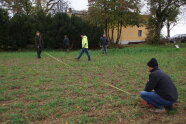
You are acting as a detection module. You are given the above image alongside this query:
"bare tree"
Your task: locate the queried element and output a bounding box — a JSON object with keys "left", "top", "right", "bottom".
{"left": 0, "top": 0, "right": 32, "bottom": 15}
{"left": 54, "top": 0, "right": 70, "bottom": 13}
{"left": 179, "top": 6, "right": 186, "bottom": 24}
{"left": 34, "top": 0, "right": 70, "bottom": 14}
{"left": 146, "top": 0, "right": 186, "bottom": 44}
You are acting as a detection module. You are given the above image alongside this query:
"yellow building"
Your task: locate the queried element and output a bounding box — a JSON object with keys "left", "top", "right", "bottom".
{"left": 111, "top": 26, "right": 148, "bottom": 44}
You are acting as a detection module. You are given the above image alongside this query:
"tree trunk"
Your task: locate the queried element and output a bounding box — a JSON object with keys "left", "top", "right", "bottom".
{"left": 116, "top": 21, "right": 122, "bottom": 44}
{"left": 111, "top": 26, "right": 114, "bottom": 42}
{"left": 105, "top": 19, "right": 108, "bottom": 37}
{"left": 167, "top": 20, "right": 170, "bottom": 38}
{"left": 107, "top": 26, "right": 110, "bottom": 39}
{"left": 155, "top": 24, "right": 161, "bottom": 44}
{"left": 154, "top": 16, "right": 164, "bottom": 44}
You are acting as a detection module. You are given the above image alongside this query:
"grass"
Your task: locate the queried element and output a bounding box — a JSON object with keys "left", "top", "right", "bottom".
{"left": 0, "top": 43, "right": 186, "bottom": 124}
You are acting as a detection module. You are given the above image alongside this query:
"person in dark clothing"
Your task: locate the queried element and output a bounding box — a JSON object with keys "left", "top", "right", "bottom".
{"left": 35, "top": 31, "right": 43, "bottom": 58}
{"left": 140, "top": 58, "right": 178, "bottom": 113}
{"left": 63, "top": 35, "right": 70, "bottom": 51}
{"left": 100, "top": 34, "right": 108, "bottom": 55}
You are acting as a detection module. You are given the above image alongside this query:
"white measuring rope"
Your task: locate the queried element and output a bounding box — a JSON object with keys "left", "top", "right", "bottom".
{"left": 44, "top": 52, "right": 71, "bottom": 67}
{"left": 105, "top": 83, "right": 135, "bottom": 96}
{"left": 45, "top": 52, "right": 137, "bottom": 97}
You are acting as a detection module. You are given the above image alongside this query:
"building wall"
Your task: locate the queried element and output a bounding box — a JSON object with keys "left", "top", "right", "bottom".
{"left": 112, "top": 26, "right": 148, "bottom": 44}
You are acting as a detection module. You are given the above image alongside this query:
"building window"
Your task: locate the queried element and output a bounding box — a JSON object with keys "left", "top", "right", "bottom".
{"left": 138, "top": 30, "right": 142, "bottom": 37}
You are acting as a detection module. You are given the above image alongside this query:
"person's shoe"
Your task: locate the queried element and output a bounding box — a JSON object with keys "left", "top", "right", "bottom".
{"left": 164, "top": 105, "right": 173, "bottom": 110}
{"left": 75, "top": 58, "right": 79, "bottom": 61}
{"left": 150, "top": 107, "right": 166, "bottom": 113}
{"left": 139, "top": 100, "right": 154, "bottom": 108}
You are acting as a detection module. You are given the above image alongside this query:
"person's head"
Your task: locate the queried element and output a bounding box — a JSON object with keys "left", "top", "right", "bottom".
{"left": 81, "top": 33, "right": 85, "bottom": 37}
{"left": 103, "top": 34, "right": 106, "bottom": 37}
{"left": 147, "top": 58, "right": 158, "bottom": 72}
{"left": 64, "top": 35, "right": 67, "bottom": 38}
{"left": 36, "top": 31, "right": 40, "bottom": 36}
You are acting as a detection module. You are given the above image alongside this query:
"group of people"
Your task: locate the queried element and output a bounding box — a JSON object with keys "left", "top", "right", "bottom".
{"left": 35, "top": 31, "right": 178, "bottom": 113}
{"left": 35, "top": 32, "right": 109, "bottom": 60}
{"left": 35, "top": 31, "right": 70, "bottom": 59}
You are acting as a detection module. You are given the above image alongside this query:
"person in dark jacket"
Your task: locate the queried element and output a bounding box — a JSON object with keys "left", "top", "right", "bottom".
{"left": 63, "top": 35, "right": 70, "bottom": 51}
{"left": 100, "top": 34, "right": 108, "bottom": 55}
{"left": 35, "top": 31, "right": 43, "bottom": 58}
{"left": 140, "top": 58, "right": 178, "bottom": 113}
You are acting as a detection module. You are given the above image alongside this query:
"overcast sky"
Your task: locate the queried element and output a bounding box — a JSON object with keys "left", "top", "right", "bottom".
{"left": 69, "top": 0, "right": 186, "bottom": 37}
{"left": 69, "top": 0, "right": 88, "bottom": 10}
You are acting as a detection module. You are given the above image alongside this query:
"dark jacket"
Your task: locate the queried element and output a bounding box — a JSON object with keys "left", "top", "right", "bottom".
{"left": 100, "top": 36, "right": 108, "bottom": 46}
{"left": 63, "top": 37, "right": 70, "bottom": 46}
{"left": 35, "top": 35, "right": 43, "bottom": 49}
{"left": 145, "top": 67, "right": 178, "bottom": 102}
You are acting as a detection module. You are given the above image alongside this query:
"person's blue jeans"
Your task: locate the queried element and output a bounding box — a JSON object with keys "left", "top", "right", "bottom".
{"left": 77, "top": 48, "right": 91, "bottom": 61}
{"left": 140, "top": 91, "right": 174, "bottom": 108}
{"left": 102, "top": 45, "right": 107, "bottom": 55}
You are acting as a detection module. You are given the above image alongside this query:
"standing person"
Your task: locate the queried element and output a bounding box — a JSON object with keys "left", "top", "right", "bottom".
{"left": 100, "top": 34, "right": 108, "bottom": 55}
{"left": 75, "top": 33, "right": 91, "bottom": 61}
{"left": 63, "top": 35, "right": 70, "bottom": 51}
{"left": 35, "top": 31, "right": 43, "bottom": 59}
{"left": 140, "top": 58, "right": 178, "bottom": 113}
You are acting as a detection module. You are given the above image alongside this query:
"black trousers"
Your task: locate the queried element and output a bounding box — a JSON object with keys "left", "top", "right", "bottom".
{"left": 64, "top": 44, "right": 69, "bottom": 51}
{"left": 36, "top": 47, "right": 42, "bottom": 58}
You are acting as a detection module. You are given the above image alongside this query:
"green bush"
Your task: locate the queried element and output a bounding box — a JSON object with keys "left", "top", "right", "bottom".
{"left": 0, "top": 9, "right": 103, "bottom": 50}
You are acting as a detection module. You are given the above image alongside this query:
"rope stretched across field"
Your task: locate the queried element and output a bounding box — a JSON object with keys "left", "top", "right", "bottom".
{"left": 44, "top": 52, "right": 136, "bottom": 97}
{"left": 104, "top": 83, "right": 133, "bottom": 96}
{"left": 44, "top": 52, "right": 71, "bottom": 67}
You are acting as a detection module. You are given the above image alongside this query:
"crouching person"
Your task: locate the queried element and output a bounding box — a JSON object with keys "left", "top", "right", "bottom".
{"left": 140, "top": 58, "right": 178, "bottom": 113}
